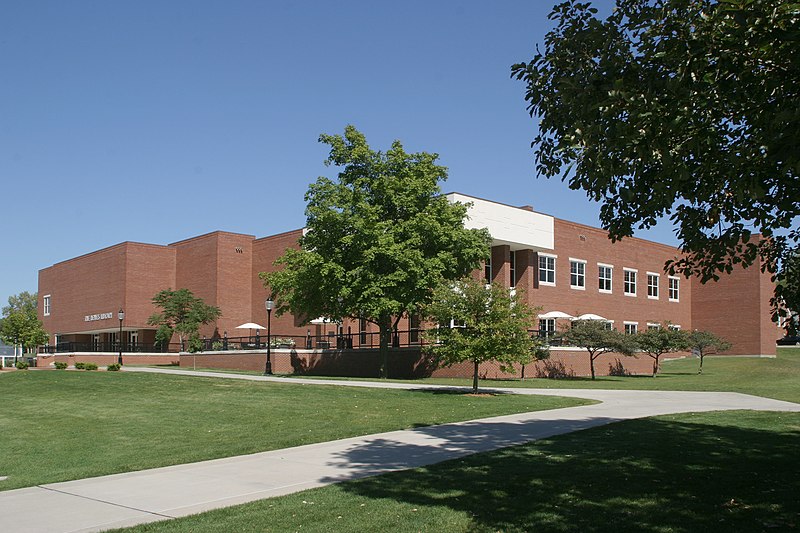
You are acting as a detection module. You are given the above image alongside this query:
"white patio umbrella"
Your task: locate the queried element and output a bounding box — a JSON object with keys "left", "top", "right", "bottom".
{"left": 236, "top": 322, "right": 266, "bottom": 329}
{"left": 574, "top": 313, "right": 608, "bottom": 321}
{"left": 538, "top": 311, "right": 574, "bottom": 320}
{"left": 236, "top": 322, "right": 266, "bottom": 341}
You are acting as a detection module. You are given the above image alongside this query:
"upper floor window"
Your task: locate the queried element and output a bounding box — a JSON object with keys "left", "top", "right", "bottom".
{"left": 539, "top": 254, "right": 556, "bottom": 285}
{"left": 624, "top": 322, "right": 638, "bottom": 334}
{"left": 509, "top": 250, "right": 516, "bottom": 288}
{"left": 43, "top": 295, "right": 51, "bottom": 316}
{"left": 484, "top": 255, "right": 492, "bottom": 283}
{"left": 570, "top": 259, "right": 586, "bottom": 289}
{"left": 647, "top": 273, "right": 659, "bottom": 299}
{"left": 598, "top": 264, "right": 612, "bottom": 293}
{"left": 669, "top": 276, "right": 680, "bottom": 301}
{"left": 647, "top": 323, "right": 661, "bottom": 331}
{"left": 668, "top": 324, "right": 681, "bottom": 331}
{"left": 624, "top": 269, "right": 637, "bottom": 296}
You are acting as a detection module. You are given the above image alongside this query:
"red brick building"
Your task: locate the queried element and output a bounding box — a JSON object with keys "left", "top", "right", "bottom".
{"left": 37, "top": 193, "right": 782, "bottom": 373}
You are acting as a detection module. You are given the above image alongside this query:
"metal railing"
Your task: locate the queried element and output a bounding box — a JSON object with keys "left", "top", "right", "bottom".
{"left": 39, "top": 328, "right": 567, "bottom": 354}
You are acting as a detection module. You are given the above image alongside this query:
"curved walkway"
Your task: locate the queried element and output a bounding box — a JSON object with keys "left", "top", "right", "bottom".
{"left": 2, "top": 367, "right": 798, "bottom": 533}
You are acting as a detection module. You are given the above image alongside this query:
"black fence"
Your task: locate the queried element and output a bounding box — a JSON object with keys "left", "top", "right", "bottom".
{"left": 40, "top": 328, "right": 564, "bottom": 354}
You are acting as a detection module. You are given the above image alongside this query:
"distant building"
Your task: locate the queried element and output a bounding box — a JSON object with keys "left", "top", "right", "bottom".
{"left": 37, "top": 192, "right": 782, "bottom": 375}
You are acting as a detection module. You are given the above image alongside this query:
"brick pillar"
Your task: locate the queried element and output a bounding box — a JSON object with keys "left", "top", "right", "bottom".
{"left": 516, "top": 249, "right": 536, "bottom": 303}
{"left": 491, "top": 245, "right": 511, "bottom": 287}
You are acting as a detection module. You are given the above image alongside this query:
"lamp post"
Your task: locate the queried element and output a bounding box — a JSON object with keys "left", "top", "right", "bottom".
{"left": 264, "top": 298, "right": 274, "bottom": 375}
{"left": 117, "top": 308, "right": 125, "bottom": 366}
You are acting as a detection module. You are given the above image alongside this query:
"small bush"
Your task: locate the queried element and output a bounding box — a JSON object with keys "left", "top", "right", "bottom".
{"left": 84, "top": 362, "right": 99, "bottom": 371}
{"left": 534, "top": 359, "right": 575, "bottom": 379}
{"left": 211, "top": 341, "right": 224, "bottom": 351}
{"left": 608, "top": 359, "right": 631, "bottom": 377}
{"left": 15, "top": 360, "right": 30, "bottom": 370}
{"left": 54, "top": 361, "right": 68, "bottom": 370}
{"left": 74, "top": 362, "right": 86, "bottom": 369}
{"left": 107, "top": 363, "right": 121, "bottom": 371}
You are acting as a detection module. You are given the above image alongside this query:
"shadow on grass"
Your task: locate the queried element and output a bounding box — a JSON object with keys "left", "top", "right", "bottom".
{"left": 326, "top": 413, "right": 800, "bottom": 532}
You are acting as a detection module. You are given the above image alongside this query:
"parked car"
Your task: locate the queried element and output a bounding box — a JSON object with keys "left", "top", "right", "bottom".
{"left": 777, "top": 335, "right": 800, "bottom": 346}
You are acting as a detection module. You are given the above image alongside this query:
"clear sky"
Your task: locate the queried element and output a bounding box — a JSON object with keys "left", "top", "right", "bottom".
{"left": 0, "top": 0, "right": 677, "bottom": 308}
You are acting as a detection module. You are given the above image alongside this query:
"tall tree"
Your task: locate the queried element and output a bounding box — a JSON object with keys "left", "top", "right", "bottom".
{"left": 561, "top": 319, "right": 636, "bottom": 379}
{"left": 262, "top": 126, "right": 491, "bottom": 378}
{"left": 424, "top": 278, "right": 546, "bottom": 393}
{"left": 147, "top": 289, "right": 221, "bottom": 352}
{"left": 0, "top": 292, "right": 49, "bottom": 363}
{"left": 687, "top": 330, "right": 732, "bottom": 374}
{"left": 512, "top": 0, "right": 800, "bottom": 321}
{"left": 635, "top": 324, "right": 691, "bottom": 376}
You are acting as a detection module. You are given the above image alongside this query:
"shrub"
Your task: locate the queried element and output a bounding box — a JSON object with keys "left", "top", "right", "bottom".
{"left": 106, "top": 363, "right": 121, "bottom": 371}
{"left": 74, "top": 362, "right": 86, "bottom": 369}
{"left": 608, "top": 359, "right": 631, "bottom": 377}
{"left": 211, "top": 341, "right": 224, "bottom": 351}
{"left": 54, "top": 361, "right": 68, "bottom": 370}
{"left": 15, "top": 360, "right": 30, "bottom": 370}
{"left": 84, "top": 362, "right": 98, "bottom": 371}
{"left": 534, "top": 359, "right": 575, "bottom": 379}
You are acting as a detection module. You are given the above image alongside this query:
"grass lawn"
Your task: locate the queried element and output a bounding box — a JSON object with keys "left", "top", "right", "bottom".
{"left": 115, "top": 409, "right": 800, "bottom": 533}
{"left": 0, "top": 371, "right": 588, "bottom": 491}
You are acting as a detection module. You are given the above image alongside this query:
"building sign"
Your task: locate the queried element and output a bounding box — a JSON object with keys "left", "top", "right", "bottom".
{"left": 85, "top": 312, "right": 114, "bottom": 322}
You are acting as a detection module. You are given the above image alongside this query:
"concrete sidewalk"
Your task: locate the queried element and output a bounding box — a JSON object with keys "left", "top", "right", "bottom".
{"left": 2, "top": 368, "right": 798, "bottom": 533}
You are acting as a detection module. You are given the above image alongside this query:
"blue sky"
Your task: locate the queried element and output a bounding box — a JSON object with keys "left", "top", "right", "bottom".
{"left": 0, "top": 0, "right": 676, "bottom": 308}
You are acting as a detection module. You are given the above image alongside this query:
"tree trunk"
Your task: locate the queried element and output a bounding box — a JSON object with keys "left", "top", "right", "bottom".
{"left": 589, "top": 353, "right": 596, "bottom": 380}
{"left": 378, "top": 316, "right": 391, "bottom": 379}
{"left": 473, "top": 359, "right": 479, "bottom": 393}
{"left": 699, "top": 353, "right": 704, "bottom": 374}
{"left": 652, "top": 355, "right": 660, "bottom": 377}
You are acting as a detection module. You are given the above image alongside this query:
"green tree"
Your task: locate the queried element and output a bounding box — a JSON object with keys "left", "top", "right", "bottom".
{"left": 512, "top": 0, "right": 800, "bottom": 320}
{"left": 0, "top": 292, "right": 49, "bottom": 363}
{"left": 2, "top": 291, "right": 38, "bottom": 316}
{"left": 635, "top": 324, "right": 691, "bottom": 376}
{"left": 261, "top": 126, "right": 491, "bottom": 378}
{"left": 561, "top": 319, "right": 636, "bottom": 380}
{"left": 147, "top": 289, "right": 221, "bottom": 352}
{"left": 687, "top": 330, "right": 732, "bottom": 374}
{"left": 423, "top": 278, "right": 545, "bottom": 393}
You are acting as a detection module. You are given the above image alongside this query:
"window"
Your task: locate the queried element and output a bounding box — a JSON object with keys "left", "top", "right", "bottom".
{"left": 668, "top": 324, "right": 681, "bottom": 331}
{"left": 570, "top": 259, "right": 586, "bottom": 289}
{"left": 43, "top": 295, "right": 51, "bottom": 316}
{"left": 539, "top": 318, "right": 555, "bottom": 337}
{"left": 539, "top": 254, "right": 555, "bottom": 285}
{"left": 598, "top": 264, "right": 612, "bottom": 293}
{"left": 669, "top": 276, "right": 680, "bottom": 301}
{"left": 359, "top": 318, "right": 368, "bottom": 344}
{"left": 647, "top": 323, "right": 660, "bottom": 331}
{"left": 647, "top": 273, "right": 659, "bottom": 299}
{"left": 603, "top": 321, "right": 614, "bottom": 331}
{"left": 509, "top": 250, "right": 516, "bottom": 288}
{"left": 624, "top": 322, "right": 638, "bottom": 334}
{"left": 484, "top": 255, "right": 492, "bottom": 283}
{"left": 624, "top": 269, "right": 637, "bottom": 296}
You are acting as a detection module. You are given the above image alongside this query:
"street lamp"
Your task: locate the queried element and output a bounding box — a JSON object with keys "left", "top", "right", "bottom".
{"left": 264, "top": 298, "right": 275, "bottom": 375}
{"left": 117, "top": 308, "right": 125, "bottom": 366}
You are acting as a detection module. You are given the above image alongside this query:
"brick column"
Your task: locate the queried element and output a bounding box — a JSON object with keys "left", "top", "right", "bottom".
{"left": 491, "top": 245, "right": 511, "bottom": 287}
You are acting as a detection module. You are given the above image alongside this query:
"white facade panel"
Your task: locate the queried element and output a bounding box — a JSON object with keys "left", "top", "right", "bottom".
{"left": 446, "top": 192, "right": 554, "bottom": 251}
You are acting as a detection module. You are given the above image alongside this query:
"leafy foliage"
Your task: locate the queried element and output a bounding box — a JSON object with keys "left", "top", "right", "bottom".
{"left": 512, "top": 0, "right": 800, "bottom": 320}
{"left": 423, "top": 278, "right": 545, "bottom": 392}
{"left": 54, "top": 361, "right": 68, "bottom": 370}
{"left": 561, "top": 320, "right": 636, "bottom": 379}
{"left": 687, "top": 329, "right": 732, "bottom": 373}
{"left": 262, "top": 126, "right": 491, "bottom": 378}
{"left": 0, "top": 291, "right": 49, "bottom": 360}
{"left": 147, "top": 289, "right": 221, "bottom": 352}
{"left": 636, "top": 324, "right": 691, "bottom": 376}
